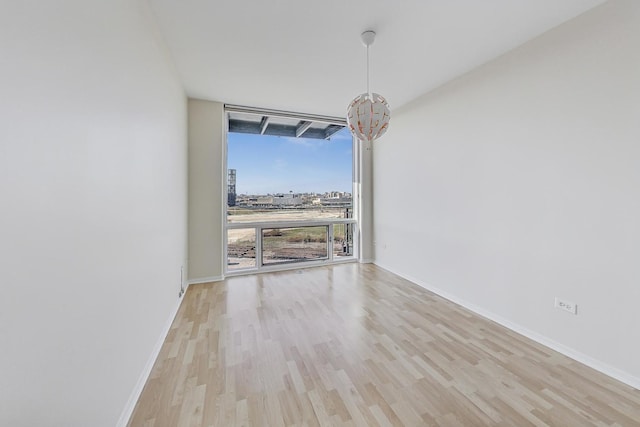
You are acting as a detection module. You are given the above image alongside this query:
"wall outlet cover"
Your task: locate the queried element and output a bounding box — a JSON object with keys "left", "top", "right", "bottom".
{"left": 555, "top": 297, "right": 578, "bottom": 315}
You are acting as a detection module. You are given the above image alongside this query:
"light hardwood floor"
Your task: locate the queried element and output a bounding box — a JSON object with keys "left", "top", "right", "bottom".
{"left": 129, "top": 264, "right": 640, "bottom": 426}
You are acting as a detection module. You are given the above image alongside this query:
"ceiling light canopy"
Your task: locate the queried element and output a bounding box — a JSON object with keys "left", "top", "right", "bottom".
{"left": 346, "top": 30, "right": 391, "bottom": 143}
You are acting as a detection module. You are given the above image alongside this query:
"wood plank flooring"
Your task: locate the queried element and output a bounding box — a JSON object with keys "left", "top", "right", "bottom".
{"left": 128, "top": 264, "right": 640, "bottom": 426}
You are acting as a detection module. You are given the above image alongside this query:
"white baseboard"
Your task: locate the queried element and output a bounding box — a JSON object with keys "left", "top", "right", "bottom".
{"left": 374, "top": 261, "right": 640, "bottom": 391}
{"left": 359, "top": 258, "right": 375, "bottom": 264}
{"left": 116, "top": 286, "right": 189, "bottom": 427}
{"left": 188, "top": 275, "right": 224, "bottom": 285}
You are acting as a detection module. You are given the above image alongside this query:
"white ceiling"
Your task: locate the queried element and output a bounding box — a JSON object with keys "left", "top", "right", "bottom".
{"left": 149, "top": 0, "right": 606, "bottom": 117}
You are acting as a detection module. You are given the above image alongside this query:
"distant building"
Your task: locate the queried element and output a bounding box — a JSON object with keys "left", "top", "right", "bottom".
{"left": 256, "top": 194, "right": 303, "bottom": 207}
{"left": 228, "top": 169, "right": 237, "bottom": 207}
{"left": 314, "top": 191, "right": 352, "bottom": 207}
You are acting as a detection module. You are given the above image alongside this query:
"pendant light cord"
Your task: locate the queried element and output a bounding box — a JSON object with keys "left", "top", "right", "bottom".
{"left": 366, "top": 44, "right": 371, "bottom": 98}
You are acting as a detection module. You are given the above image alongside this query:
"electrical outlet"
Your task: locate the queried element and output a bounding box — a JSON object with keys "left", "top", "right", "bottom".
{"left": 555, "top": 297, "right": 577, "bottom": 315}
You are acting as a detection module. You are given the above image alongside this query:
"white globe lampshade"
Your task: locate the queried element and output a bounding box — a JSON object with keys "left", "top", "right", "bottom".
{"left": 346, "top": 92, "right": 391, "bottom": 142}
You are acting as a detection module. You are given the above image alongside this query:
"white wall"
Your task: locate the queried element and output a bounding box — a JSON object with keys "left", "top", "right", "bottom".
{"left": 358, "top": 141, "right": 375, "bottom": 263}
{"left": 374, "top": 0, "right": 640, "bottom": 387}
{"left": 188, "top": 99, "right": 225, "bottom": 282}
{"left": 0, "top": 1, "right": 188, "bottom": 426}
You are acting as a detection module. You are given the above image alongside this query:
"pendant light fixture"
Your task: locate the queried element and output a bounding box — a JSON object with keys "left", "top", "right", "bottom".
{"left": 346, "top": 30, "right": 391, "bottom": 142}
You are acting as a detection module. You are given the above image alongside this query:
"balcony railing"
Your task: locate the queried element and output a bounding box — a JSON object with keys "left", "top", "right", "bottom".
{"left": 226, "top": 219, "right": 356, "bottom": 274}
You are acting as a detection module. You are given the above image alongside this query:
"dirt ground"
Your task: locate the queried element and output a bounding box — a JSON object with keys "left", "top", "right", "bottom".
{"left": 227, "top": 209, "right": 345, "bottom": 243}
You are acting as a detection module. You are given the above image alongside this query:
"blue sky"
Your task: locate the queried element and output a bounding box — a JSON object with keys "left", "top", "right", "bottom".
{"left": 228, "top": 127, "right": 353, "bottom": 195}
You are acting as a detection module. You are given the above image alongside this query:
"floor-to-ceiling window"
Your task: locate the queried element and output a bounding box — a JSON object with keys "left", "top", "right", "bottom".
{"left": 224, "top": 105, "right": 357, "bottom": 274}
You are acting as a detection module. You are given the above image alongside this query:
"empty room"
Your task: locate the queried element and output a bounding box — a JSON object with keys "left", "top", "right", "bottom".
{"left": 1, "top": 0, "right": 639, "bottom": 426}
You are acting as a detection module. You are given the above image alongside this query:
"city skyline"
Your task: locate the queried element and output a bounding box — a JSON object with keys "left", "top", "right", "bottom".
{"left": 227, "top": 127, "right": 353, "bottom": 194}
{"left": 232, "top": 190, "right": 352, "bottom": 197}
